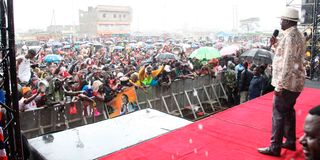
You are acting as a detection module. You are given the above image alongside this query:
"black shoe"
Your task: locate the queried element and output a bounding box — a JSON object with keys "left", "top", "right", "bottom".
{"left": 281, "top": 143, "right": 296, "bottom": 151}
{"left": 257, "top": 147, "right": 281, "bottom": 157}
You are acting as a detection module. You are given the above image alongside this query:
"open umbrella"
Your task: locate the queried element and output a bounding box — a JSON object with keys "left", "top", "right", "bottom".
{"left": 240, "top": 48, "right": 273, "bottom": 64}
{"left": 130, "top": 40, "right": 137, "bottom": 43}
{"left": 105, "top": 41, "right": 114, "bottom": 45}
{"left": 128, "top": 43, "right": 137, "bottom": 49}
{"left": 189, "top": 47, "right": 221, "bottom": 60}
{"left": 63, "top": 45, "right": 71, "bottom": 49}
{"left": 220, "top": 45, "right": 239, "bottom": 57}
{"left": 155, "top": 52, "right": 180, "bottom": 61}
{"left": 114, "top": 46, "right": 125, "bottom": 50}
{"left": 52, "top": 42, "right": 63, "bottom": 47}
{"left": 44, "top": 54, "right": 63, "bottom": 63}
{"left": 191, "top": 43, "right": 200, "bottom": 49}
{"left": 136, "top": 42, "right": 146, "bottom": 48}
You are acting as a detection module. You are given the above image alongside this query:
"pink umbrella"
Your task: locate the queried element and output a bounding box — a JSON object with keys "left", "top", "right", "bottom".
{"left": 220, "top": 45, "right": 239, "bottom": 57}
{"left": 214, "top": 42, "right": 224, "bottom": 50}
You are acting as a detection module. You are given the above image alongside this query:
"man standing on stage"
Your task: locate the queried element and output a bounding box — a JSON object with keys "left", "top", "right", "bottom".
{"left": 258, "top": 8, "right": 306, "bottom": 157}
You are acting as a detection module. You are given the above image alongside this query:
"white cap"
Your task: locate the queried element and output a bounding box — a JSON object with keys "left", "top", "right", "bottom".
{"left": 164, "top": 65, "right": 171, "bottom": 72}
{"left": 117, "top": 72, "right": 124, "bottom": 78}
{"left": 120, "top": 76, "right": 129, "bottom": 81}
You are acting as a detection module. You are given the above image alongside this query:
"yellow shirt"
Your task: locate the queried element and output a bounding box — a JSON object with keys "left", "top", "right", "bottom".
{"left": 138, "top": 65, "right": 164, "bottom": 82}
{"left": 130, "top": 80, "right": 142, "bottom": 87}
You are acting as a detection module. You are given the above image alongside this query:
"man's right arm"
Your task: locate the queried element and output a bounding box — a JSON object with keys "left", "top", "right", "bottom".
{"left": 16, "top": 57, "right": 22, "bottom": 70}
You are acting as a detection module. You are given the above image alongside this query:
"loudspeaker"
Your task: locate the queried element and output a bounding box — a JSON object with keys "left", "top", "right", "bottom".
{"left": 301, "top": 4, "right": 314, "bottom": 24}
{"left": 301, "top": 0, "right": 314, "bottom": 24}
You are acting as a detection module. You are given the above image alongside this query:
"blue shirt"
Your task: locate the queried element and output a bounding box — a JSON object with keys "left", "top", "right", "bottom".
{"left": 235, "top": 64, "right": 244, "bottom": 79}
{"left": 248, "top": 75, "right": 265, "bottom": 100}
{"left": 235, "top": 64, "right": 244, "bottom": 87}
{"left": 0, "top": 89, "right": 5, "bottom": 104}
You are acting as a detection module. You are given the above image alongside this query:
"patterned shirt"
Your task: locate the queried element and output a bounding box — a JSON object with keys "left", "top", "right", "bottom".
{"left": 272, "top": 26, "right": 306, "bottom": 92}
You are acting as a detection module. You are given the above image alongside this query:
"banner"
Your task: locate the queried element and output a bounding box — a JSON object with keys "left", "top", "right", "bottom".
{"left": 109, "top": 86, "right": 138, "bottom": 118}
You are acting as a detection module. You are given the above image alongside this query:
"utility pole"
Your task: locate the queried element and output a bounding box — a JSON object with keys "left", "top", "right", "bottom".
{"left": 286, "top": 0, "right": 296, "bottom": 6}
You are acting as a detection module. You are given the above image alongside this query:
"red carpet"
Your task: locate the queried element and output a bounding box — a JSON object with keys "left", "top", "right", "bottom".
{"left": 99, "top": 88, "right": 320, "bottom": 160}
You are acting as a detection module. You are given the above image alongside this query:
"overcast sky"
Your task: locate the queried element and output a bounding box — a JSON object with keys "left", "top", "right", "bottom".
{"left": 14, "top": 0, "right": 302, "bottom": 32}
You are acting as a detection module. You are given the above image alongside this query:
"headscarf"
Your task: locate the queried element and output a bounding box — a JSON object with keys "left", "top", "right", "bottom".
{"left": 21, "top": 87, "right": 31, "bottom": 95}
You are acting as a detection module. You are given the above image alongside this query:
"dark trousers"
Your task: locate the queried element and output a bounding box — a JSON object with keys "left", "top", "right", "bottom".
{"left": 226, "top": 86, "right": 238, "bottom": 106}
{"left": 270, "top": 89, "right": 301, "bottom": 150}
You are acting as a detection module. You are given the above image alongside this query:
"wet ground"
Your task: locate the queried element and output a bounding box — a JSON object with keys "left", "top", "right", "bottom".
{"left": 305, "top": 79, "right": 320, "bottom": 89}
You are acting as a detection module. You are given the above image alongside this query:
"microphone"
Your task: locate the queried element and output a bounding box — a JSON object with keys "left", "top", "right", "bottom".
{"left": 272, "top": 29, "right": 279, "bottom": 37}
{"left": 269, "top": 29, "right": 279, "bottom": 49}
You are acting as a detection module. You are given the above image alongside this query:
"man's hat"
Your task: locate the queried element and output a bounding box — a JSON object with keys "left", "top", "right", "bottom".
{"left": 280, "top": 8, "right": 299, "bottom": 22}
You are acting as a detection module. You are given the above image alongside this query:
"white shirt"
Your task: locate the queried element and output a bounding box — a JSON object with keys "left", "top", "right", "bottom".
{"left": 19, "top": 97, "right": 37, "bottom": 111}
{"left": 17, "top": 56, "right": 31, "bottom": 83}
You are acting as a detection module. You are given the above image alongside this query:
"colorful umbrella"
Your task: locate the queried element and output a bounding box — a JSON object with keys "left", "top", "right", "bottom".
{"left": 44, "top": 54, "right": 63, "bottom": 63}
{"left": 189, "top": 47, "right": 221, "bottom": 60}
{"left": 220, "top": 45, "right": 239, "bottom": 57}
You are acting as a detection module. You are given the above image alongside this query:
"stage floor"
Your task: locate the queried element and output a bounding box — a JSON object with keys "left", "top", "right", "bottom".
{"left": 29, "top": 109, "right": 192, "bottom": 160}
{"left": 100, "top": 88, "right": 320, "bottom": 160}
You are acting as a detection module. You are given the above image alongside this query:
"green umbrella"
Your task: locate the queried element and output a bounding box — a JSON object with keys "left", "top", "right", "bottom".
{"left": 189, "top": 47, "right": 221, "bottom": 60}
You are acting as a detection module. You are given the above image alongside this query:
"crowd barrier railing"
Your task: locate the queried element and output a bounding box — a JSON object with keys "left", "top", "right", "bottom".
{"left": 20, "top": 73, "right": 228, "bottom": 139}
{"left": 135, "top": 74, "right": 228, "bottom": 120}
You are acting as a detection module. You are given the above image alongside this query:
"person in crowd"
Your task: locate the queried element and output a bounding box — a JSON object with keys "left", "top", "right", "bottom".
{"left": 239, "top": 62, "right": 253, "bottom": 103}
{"left": 81, "top": 82, "right": 98, "bottom": 116}
{"left": 224, "top": 63, "right": 237, "bottom": 105}
{"left": 235, "top": 58, "right": 244, "bottom": 86}
{"left": 207, "top": 58, "right": 220, "bottom": 78}
{"left": 120, "top": 94, "right": 139, "bottom": 115}
{"left": 19, "top": 86, "right": 41, "bottom": 112}
{"left": 16, "top": 49, "right": 37, "bottom": 84}
{"left": 93, "top": 81, "right": 114, "bottom": 116}
{"left": 191, "top": 57, "right": 203, "bottom": 72}
{"left": 248, "top": 67, "right": 265, "bottom": 100}
{"left": 46, "top": 77, "right": 65, "bottom": 107}
{"left": 181, "top": 63, "right": 196, "bottom": 79}
{"left": 119, "top": 76, "right": 132, "bottom": 91}
{"left": 102, "top": 74, "right": 118, "bottom": 104}
{"left": 258, "top": 8, "right": 306, "bottom": 157}
{"left": 139, "top": 64, "right": 164, "bottom": 86}
{"left": 299, "top": 105, "right": 320, "bottom": 160}
{"left": 158, "top": 65, "right": 173, "bottom": 86}
{"left": 260, "top": 64, "right": 273, "bottom": 95}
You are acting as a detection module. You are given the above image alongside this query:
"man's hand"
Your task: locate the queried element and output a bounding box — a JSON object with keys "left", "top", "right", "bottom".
{"left": 270, "top": 36, "right": 278, "bottom": 47}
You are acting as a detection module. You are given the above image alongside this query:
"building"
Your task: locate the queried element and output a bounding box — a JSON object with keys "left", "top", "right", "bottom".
{"left": 79, "top": 5, "right": 132, "bottom": 36}
{"left": 239, "top": 17, "right": 260, "bottom": 33}
{"left": 47, "top": 25, "right": 79, "bottom": 35}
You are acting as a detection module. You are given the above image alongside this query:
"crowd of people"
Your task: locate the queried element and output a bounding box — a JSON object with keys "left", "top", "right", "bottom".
{"left": 13, "top": 37, "right": 276, "bottom": 116}
{"left": 224, "top": 58, "right": 273, "bottom": 106}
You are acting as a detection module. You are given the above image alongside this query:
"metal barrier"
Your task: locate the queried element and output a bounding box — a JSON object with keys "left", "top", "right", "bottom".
{"left": 136, "top": 74, "right": 227, "bottom": 120}
{"left": 20, "top": 74, "right": 227, "bottom": 138}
